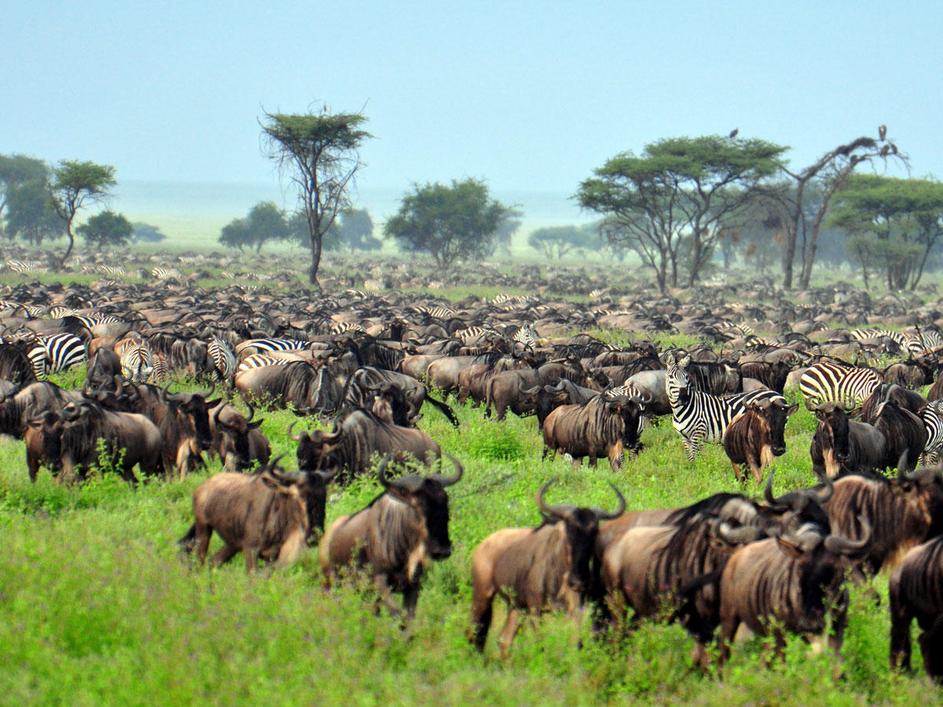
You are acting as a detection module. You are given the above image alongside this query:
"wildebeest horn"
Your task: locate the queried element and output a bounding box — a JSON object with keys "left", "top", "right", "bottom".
{"left": 810, "top": 474, "right": 834, "bottom": 504}
{"left": 895, "top": 450, "right": 911, "bottom": 480}
{"left": 244, "top": 403, "right": 255, "bottom": 423}
{"left": 431, "top": 453, "right": 463, "bottom": 487}
{"left": 263, "top": 453, "right": 287, "bottom": 475}
{"left": 377, "top": 455, "right": 394, "bottom": 489}
{"left": 594, "top": 483, "right": 627, "bottom": 521}
{"left": 313, "top": 468, "right": 337, "bottom": 484}
{"left": 287, "top": 421, "right": 306, "bottom": 442}
{"left": 196, "top": 381, "right": 215, "bottom": 400}
{"left": 211, "top": 402, "right": 224, "bottom": 425}
{"left": 764, "top": 470, "right": 778, "bottom": 505}
{"left": 824, "top": 517, "right": 872, "bottom": 555}
{"left": 536, "top": 478, "right": 574, "bottom": 521}
{"left": 716, "top": 522, "right": 764, "bottom": 545}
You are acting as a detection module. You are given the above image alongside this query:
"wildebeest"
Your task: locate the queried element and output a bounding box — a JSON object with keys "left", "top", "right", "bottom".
{"left": 723, "top": 397, "right": 797, "bottom": 482}
{"left": 810, "top": 403, "right": 887, "bottom": 478}
{"left": 716, "top": 519, "right": 871, "bottom": 671}
{"left": 208, "top": 402, "right": 270, "bottom": 471}
{"left": 319, "top": 455, "right": 462, "bottom": 620}
{"left": 293, "top": 409, "right": 441, "bottom": 482}
{"left": 23, "top": 410, "right": 63, "bottom": 481}
{"left": 821, "top": 465, "right": 943, "bottom": 573}
{"left": 542, "top": 394, "right": 645, "bottom": 471}
{"left": 84, "top": 347, "right": 122, "bottom": 394}
{"left": 235, "top": 361, "right": 341, "bottom": 415}
{"left": 0, "top": 341, "right": 37, "bottom": 385}
{"left": 179, "top": 458, "right": 335, "bottom": 571}
{"left": 889, "top": 535, "right": 943, "bottom": 681}
{"left": 340, "top": 366, "right": 459, "bottom": 426}
{"left": 54, "top": 400, "right": 164, "bottom": 482}
{"left": 469, "top": 479, "right": 626, "bottom": 657}
{"left": 739, "top": 359, "right": 792, "bottom": 394}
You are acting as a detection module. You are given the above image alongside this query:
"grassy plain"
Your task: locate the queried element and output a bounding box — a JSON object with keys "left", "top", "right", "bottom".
{"left": 0, "top": 362, "right": 938, "bottom": 705}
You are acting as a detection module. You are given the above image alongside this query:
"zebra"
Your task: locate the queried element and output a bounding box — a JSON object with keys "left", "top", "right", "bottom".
{"left": 96, "top": 265, "right": 125, "bottom": 277}
{"left": 5, "top": 259, "right": 43, "bottom": 274}
{"left": 151, "top": 266, "right": 183, "bottom": 281}
{"left": 208, "top": 337, "right": 237, "bottom": 381}
{"left": 235, "top": 338, "right": 308, "bottom": 360}
{"left": 330, "top": 321, "right": 367, "bottom": 335}
{"left": 236, "top": 353, "right": 299, "bottom": 372}
{"left": 120, "top": 344, "right": 154, "bottom": 383}
{"left": 799, "top": 361, "right": 882, "bottom": 410}
{"left": 454, "top": 326, "right": 496, "bottom": 345}
{"left": 666, "top": 361, "right": 786, "bottom": 461}
{"left": 27, "top": 334, "right": 87, "bottom": 380}
{"left": 920, "top": 401, "right": 943, "bottom": 465}
{"left": 512, "top": 323, "right": 539, "bottom": 349}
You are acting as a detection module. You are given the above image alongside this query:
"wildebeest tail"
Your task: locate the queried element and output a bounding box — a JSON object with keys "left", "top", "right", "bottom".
{"left": 426, "top": 393, "right": 460, "bottom": 427}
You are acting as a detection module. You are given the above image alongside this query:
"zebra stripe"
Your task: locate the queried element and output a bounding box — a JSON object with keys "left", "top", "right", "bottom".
{"left": 236, "top": 338, "right": 308, "bottom": 357}
{"left": 799, "top": 362, "right": 882, "bottom": 410}
{"left": 27, "top": 334, "right": 87, "bottom": 379}
{"left": 208, "top": 337, "right": 237, "bottom": 380}
{"left": 330, "top": 321, "right": 366, "bottom": 335}
{"left": 454, "top": 326, "right": 495, "bottom": 344}
{"left": 921, "top": 401, "right": 943, "bottom": 465}
{"left": 666, "top": 364, "right": 785, "bottom": 461}
{"left": 512, "top": 323, "right": 539, "bottom": 349}
{"left": 236, "top": 354, "right": 296, "bottom": 372}
{"left": 121, "top": 344, "right": 154, "bottom": 383}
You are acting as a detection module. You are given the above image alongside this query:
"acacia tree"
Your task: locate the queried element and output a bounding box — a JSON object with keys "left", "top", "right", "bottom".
{"left": 218, "top": 201, "right": 289, "bottom": 252}
{"left": 323, "top": 208, "right": 381, "bottom": 252}
{"left": 261, "top": 108, "right": 370, "bottom": 288}
{"left": 527, "top": 225, "right": 594, "bottom": 259}
{"left": 829, "top": 175, "right": 943, "bottom": 290}
{"left": 769, "top": 128, "right": 905, "bottom": 289}
{"left": 50, "top": 160, "right": 116, "bottom": 268}
{"left": 577, "top": 135, "right": 785, "bottom": 291}
{"left": 5, "top": 179, "right": 65, "bottom": 245}
{"left": 0, "top": 154, "right": 48, "bottom": 240}
{"left": 384, "top": 179, "right": 512, "bottom": 268}
{"left": 78, "top": 210, "right": 133, "bottom": 249}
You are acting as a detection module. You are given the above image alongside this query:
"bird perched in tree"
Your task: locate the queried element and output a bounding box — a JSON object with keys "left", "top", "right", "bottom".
{"left": 878, "top": 124, "right": 887, "bottom": 140}
{"left": 728, "top": 128, "right": 739, "bottom": 139}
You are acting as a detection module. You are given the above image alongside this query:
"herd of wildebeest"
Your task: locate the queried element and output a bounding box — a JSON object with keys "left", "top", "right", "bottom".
{"left": 3, "top": 251, "right": 943, "bottom": 681}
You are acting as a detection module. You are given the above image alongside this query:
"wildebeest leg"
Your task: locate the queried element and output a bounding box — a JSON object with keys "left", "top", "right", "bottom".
{"left": 374, "top": 574, "right": 401, "bottom": 617}
{"left": 211, "top": 544, "right": 239, "bottom": 566}
{"left": 730, "top": 462, "right": 744, "bottom": 483}
{"left": 403, "top": 583, "right": 420, "bottom": 624}
{"left": 244, "top": 545, "right": 260, "bottom": 573}
{"left": 469, "top": 590, "right": 495, "bottom": 652}
{"left": 194, "top": 524, "right": 213, "bottom": 565}
{"left": 608, "top": 442, "right": 624, "bottom": 472}
{"left": 889, "top": 584, "right": 914, "bottom": 672}
{"left": 176, "top": 446, "right": 191, "bottom": 480}
{"left": 27, "top": 454, "right": 39, "bottom": 483}
{"left": 717, "top": 615, "right": 740, "bottom": 675}
{"left": 919, "top": 617, "right": 943, "bottom": 681}
{"left": 691, "top": 640, "right": 711, "bottom": 672}
{"left": 498, "top": 608, "right": 522, "bottom": 659}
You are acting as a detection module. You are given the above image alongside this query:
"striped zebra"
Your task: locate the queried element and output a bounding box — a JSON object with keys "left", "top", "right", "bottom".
{"left": 849, "top": 328, "right": 934, "bottom": 356}
{"left": 237, "top": 353, "right": 297, "bottom": 372}
{"left": 666, "top": 361, "right": 786, "bottom": 461}
{"left": 27, "top": 334, "right": 87, "bottom": 379}
{"left": 330, "top": 321, "right": 367, "bottom": 335}
{"left": 512, "top": 323, "right": 539, "bottom": 349}
{"left": 235, "top": 338, "right": 308, "bottom": 360}
{"left": 799, "top": 361, "right": 882, "bottom": 410}
{"left": 920, "top": 401, "right": 943, "bottom": 465}
{"left": 208, "top": 337, "right": 237, "bottom": 381}
{"left": 120, "top": 344, "right": 154, "bottom": 383}
{"left": 455, "top": 326, "right": 496, "bottom": 344}
{"left": 5, "top": 259, "right": 43, "bottom": 274}
{"left": 413, "top": 305, "right": 455, "bottom": 319}
{"left": 96, "top": 265, "right": 125, "bottom": 277}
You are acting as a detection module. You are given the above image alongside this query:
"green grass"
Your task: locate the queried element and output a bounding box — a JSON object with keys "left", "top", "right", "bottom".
{"left": 1, "top": 380, "right": 939, "bottom": 705}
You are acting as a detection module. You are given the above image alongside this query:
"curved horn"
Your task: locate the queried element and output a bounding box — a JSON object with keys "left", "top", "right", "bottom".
{"left": 536, "top": 478, "right": 573, "bottom": 521}
{"left": 377, "top": 455, "right": 394, "bottom": 489}
{"left": 211, "top": 402, "right": 225, "bottom": 426}
{"left": 196, "top": 381, "right": 216, "bottom": 400}
{"left": 594, "top": 483, "right": 627, "bottom": 520}
{"left": 716, "top": 521, "right": 764, "bottom": 545}
{"left": 824, "top": 517, "right": 872, "bottom": 555}
{"left": 431, "top": 453, "right": 463, "bottom": 487}
{"left": 244, "top": 403, "right": 255, "bottom": 423}
{"left": 313, "top": 468, "right": 337, "bottom": 484}
{"left": 764, "top": 470, "right": 778, "bottom": 505}
{"left": 811, "top": 474, "right": 834, "bottom": 504}
{"left": 287, "top": 420, "right": 306, "bottom": 442}
{"left": 896, "top": 450, "right": 912, "bottom": 480}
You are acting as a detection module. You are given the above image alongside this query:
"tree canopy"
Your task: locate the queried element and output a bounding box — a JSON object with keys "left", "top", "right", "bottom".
{"left": 322, "top": 208, "right": 380, "bottom": 252}
{"left": 384, "top": 179, "right": 512, "bottom": 268}
{"left": 830, "top": 174, "right": 943, "bottom": 290}
{"left": 78, "top": 210, "right": 133, "bottom": 249}
{"left": 131, "top": 222, "right": 167, "bottom": 244}
{"left": 50, "top": 160, "right": 116, "bottom": 268}
{"left": 527, "top": 224, "right": 595, "bottom": 260}
{"left": 261, "top": 108, "right": 371, "bottom": 288}
{"left": 577, "top": 135, "right": 786, "bottom": 291}
{"left": 4, "top": 178, "right": 64, "bottom": 245}
{"left": 218, "top": 201, "right": 289, "bottom": 252}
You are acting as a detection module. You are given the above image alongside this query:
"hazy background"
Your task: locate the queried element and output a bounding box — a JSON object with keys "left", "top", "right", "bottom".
{"left": 3, "top": 1, "right": 940, "bottom": 245}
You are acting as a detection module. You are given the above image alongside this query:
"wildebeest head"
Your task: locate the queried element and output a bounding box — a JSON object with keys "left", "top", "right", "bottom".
{"left": 893, "top": 465, "right": 943, "bottom": 539}
{"left": 748, "top": 397, "right": 798, "bottom": 457}
{"left": 26, "top": 410, "right": 63, "bottom": 472}
{"left": 168, "top": 384, "right": 217, "bottom": 451}
{"left": 814, "top": 403, "right": 852, "bottom": 464}
{"left": 292, "top": 422, "right": 343, "bottom": 472}
{"left": 368, "top": 382, "right": 411, "bottom": 425}
{"left": 378, "top": 454, "right": 463, "bottom": 559}
{"left": 761, "top": 471, "right": 833, "bottom": 535}
{"left": 211, "top": 403, "right": 264, "bottom": 470}
{"left": 536, "top": 478, "right": 626, "bottom": 593}
{"left": 259, "top": 455, "right": 337, "bottom": 539}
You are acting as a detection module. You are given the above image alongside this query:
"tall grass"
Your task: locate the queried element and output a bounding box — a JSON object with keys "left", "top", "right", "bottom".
{"left": 0, "top": 386, "right": 938, "bottom": 704}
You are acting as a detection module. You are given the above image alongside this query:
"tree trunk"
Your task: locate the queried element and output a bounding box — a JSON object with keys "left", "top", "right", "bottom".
{"left": 58, "top": 220, "right": 75, "bottom": 270}
{"left": 308, "top": 233, "right": 322, "bottom": 289}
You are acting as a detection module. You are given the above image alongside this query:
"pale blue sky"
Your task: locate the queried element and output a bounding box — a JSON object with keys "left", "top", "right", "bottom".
{"left": 3, "top": 1, "right": 940, "bottom": 222}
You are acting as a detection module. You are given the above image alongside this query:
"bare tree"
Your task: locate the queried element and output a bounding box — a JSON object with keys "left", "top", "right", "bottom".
{"left": 260, "top": 107, "right": 371, "bottom": 288}
{"left": 773, "top": 129, "right": 906, "bottom": 289}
